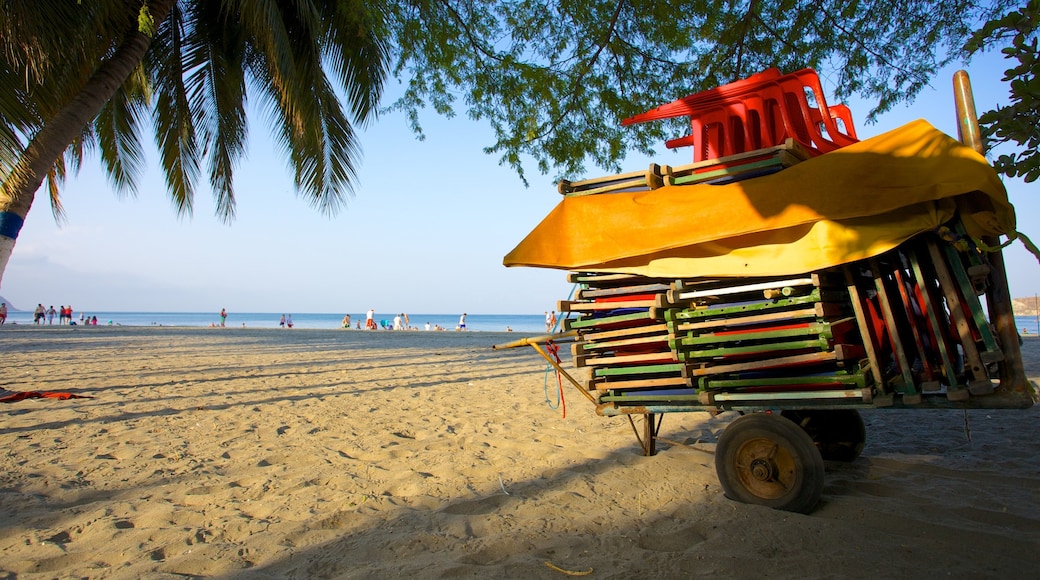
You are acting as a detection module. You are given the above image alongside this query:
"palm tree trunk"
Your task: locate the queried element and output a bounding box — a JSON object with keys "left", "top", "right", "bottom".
{"left": 0, "top": 0, "right": 177, "bottom": 288}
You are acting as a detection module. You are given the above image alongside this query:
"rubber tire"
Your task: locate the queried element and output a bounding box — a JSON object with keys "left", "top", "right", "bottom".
{"left": 715, "top": 413, "right": 825, "bottom": 514}
{"left": 781, "top": 409, "right": 866, "bottom": 462}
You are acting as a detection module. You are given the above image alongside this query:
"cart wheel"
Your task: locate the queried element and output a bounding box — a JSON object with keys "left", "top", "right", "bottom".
{"left": 715, "top": 413, "right": 825, "bottom": 513}
{"left": 781, "top": 409, "right": 866, "bottom": 462}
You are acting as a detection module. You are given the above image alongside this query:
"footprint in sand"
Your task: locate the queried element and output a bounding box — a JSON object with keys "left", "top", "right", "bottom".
{"left": 637, "top": 526, "right": 707, "bottom": 552}
{"left": 440, "top": 495, "right": 510, "bottom": 516}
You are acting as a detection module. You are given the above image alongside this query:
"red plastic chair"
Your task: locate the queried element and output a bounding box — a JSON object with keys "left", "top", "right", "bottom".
{"left": 623, "top": 68, "right": 858, "bottom": 162}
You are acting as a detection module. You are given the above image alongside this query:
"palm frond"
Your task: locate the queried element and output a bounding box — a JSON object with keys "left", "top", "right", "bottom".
{"left": 189, "top": 0, "right": 249, "bottom": 222}
{"left": 94, "top": 66, "right": 150, "bottom": 198}
{"left": 147, "top": 1, "right": 202, "bottom": 218}
{"left": 321, "top": 0, "right": 390, "bottom": 125}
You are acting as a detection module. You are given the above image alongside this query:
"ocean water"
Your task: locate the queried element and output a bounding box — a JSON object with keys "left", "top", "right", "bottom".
{"left": 0, "top": 311, "right": 549, "bottom": 333}
{"left": 6, "top": 310, "right": 1040, "bottom": 336}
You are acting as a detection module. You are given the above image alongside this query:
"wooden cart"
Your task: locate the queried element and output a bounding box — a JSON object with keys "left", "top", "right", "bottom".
{"left": 494, "top": 240, "right": 1035, "bottom": 513}
{"left": 495, "top": 71, "right": 1036, "bottom": 513}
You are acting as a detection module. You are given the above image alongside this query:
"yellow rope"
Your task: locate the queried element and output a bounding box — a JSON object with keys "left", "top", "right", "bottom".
{"left": 544, "top": 561, "right": 593, "bottom": 576}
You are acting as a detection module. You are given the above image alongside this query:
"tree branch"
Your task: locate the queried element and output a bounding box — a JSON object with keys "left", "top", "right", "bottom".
{"left": 527, "top": 0, "right": 627, "bottom": 143}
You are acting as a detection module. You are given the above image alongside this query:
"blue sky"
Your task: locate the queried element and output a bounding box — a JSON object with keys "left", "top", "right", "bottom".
{"left": 2, "top": 51, "right": 1037, "bottom": 314}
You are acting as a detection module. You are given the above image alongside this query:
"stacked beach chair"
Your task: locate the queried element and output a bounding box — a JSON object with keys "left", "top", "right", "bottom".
{"left": 564, "top": 270, "right": 871, "bottom": 410}
{"left": 562, "top": 236, "right": 1006, "bottom": 411}
{"left": 554, "top": 69, "right": 1009, "bottom": 413}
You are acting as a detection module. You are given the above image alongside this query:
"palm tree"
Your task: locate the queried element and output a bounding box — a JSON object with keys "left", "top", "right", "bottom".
{"left": 0, "top": 0, "right": 389, "bottom": 286}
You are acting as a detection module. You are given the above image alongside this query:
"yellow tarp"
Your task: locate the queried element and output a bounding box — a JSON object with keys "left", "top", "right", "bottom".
{"left": 503, "top": 120, "right": 1016, "bottom": 277}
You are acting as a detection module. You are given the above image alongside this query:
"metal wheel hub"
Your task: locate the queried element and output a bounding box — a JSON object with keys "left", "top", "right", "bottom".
{"left": 735, "top": 437, "right": 796, "bottom": 500}
{"left": 749, "top": 458, "right": 777, "bottom": 481}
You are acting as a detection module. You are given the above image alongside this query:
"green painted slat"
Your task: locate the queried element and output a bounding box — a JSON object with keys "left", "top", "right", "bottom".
{"left": 703, "top": 373, "right": 867, "bottom": 390}
{"left": 601, "top": 393, "right": 701, "bottom": 403}
{"left": 594, "top": 363, "right": 684, "bottom": 377}
{"left": 566, "top": 310, "right": 653, "bottom": 329}
{"left": 678, "top": 338, "right": 831, "bottom": 360}
{"left": 664, "top": 288, "right": 823, "bottom": 322}
{"left": 678, "top": 321, "right": 835, "bottom": 347}
{"left": 670, "top": 157, "right": 785, "bottom": 186}
{"left": 940, "top": 242, "right": 1000, "bottom": 353}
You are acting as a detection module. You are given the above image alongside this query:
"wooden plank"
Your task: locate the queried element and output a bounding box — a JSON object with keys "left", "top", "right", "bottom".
{"left": 558, "top": 164, "right": 664, "bottom": 197}
{"left": 671, "top": 306, "right": 820, "bottom": 334}
{"left": 581, "top": 323, "right": 670, "bottom": 342}
{"left": 870, "top": 257, "right": 919, "bottom": 400}
{"left": 567, "top": 272, "right": 653, "bottom": 285}
{"left": 677, "top": 319, "right": 851, "bottom": 348}
{"left": 559, "top": 299, "right": 655, "bottom": 312}
{"left": 594, "top": 376, "right": 690, "bottom": 393}
{"left": 600, "top": 395, "right": 701, "bottom": 405}
{"left": 600, "top": 393, "right": 701, "bottom": 404}
{"left": 578, "top": 333, "right": 670, "bottom": 352}
{"left": 578, "top": 283, "right": 671, "bottom": 300}
{"left": 578, "top": 350, "right": 676, "bottom": 368}
{"left": 833, "top": 343, "right": 867, "bottom": 361}
{"left": 675, "top": 277, "right": 815, "bottom": 301}
{"left": 891, "top": 256, "right": 939, "bottom": 383}
{"left": 843, "top": 265, "right": 886, "bottom": 394}
{"left": 907, "top": 244, "right": 963, "bottom": 397}
{"left": 662, "top": 138, "right": 811, "bottom": 175}
{"left": 666, "top": 289, "right": 825, "bottom": 321}
{"left": 563, "top": 309, "right": 653, "bottom": 330}
{"left": 682, "top": 351, "right": 840, "bottom": 378}
{"left": 939, "top": 242, "right": 1002, "bottom": 360}
{"left": 927, "top": 238, "right": 995, "bottom": 395}
{"left": 595, "top": 363, "right": 685, "bottom": 377}
{"left": 711, "top": 389, "right": 868, "bottom": 402}
{"left": 677, "top": 338, "right": 832, "bottom": 361}
{"left": 666, "top": 155, "right": 789, "bottom": 186}
{"left": 701, "top": 371, "right": 868, "bottom": 391}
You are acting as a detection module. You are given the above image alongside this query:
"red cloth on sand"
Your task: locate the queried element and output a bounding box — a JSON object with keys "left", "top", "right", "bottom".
{"left": 0, "top": 389, "right": 92, "bottom": 403}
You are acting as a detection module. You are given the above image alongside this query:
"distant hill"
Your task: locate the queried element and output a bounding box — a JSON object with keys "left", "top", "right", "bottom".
{"left": 1012, "top": 297, "right": 1040, "bottom": 317}
{"left": 0, "top": 295, "right": 17, "bottom": 311}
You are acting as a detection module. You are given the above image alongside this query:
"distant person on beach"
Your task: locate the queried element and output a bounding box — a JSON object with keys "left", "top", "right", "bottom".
{"left": 58, "top": 305, "right": 66, "bottom": 325}
{"left": 356, "top": 320, "right": 361, "bottom": 329}
{"left": 458, "top": 313, "right": 467, "bottom": 331}
{"left": 286, "top": 314, "right": 294, "bottom": 328}
{"left": 393, "top": 313, "right": 402, "bottom": 330}
{"left": 342, "top": 314, "right": 351, "bottom": 328}
{"left": 366, "top": 308, "right": 377, "bottom": 330}
{"left": 280, "top": 314, "right": 286, "bottom": 328}
{"left": 403, "top": 313, "right": 410, "bottom": 329}
{"left": 545, "top": 311, "right": 552, "bottom": 332}
{"left": 91, "top": 316, "right": 98, "bottom": 326}
{"left": 220, "top": 308, "right": 227, "bottom": 327}
{"left": 425, "top": 322, "right": 431, "bottom": 331}
{"left": 34, "top": 304, "right": 45, "bottom": 325}
{"left": 79, "top": 312, "right": 85, "bottom": 324}
{"left": 46, "top": 306, "right": 56, "bottom": 325}
{"left": 0, "top": 302, "right": 7, "bottom": 325}
{"left": 550, "top": 310, "right": 557, "bottom": 331}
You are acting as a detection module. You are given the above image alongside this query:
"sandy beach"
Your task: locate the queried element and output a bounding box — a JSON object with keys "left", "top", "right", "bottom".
{"left": 1, "top": 325, "right": 1038, "bottom": 578}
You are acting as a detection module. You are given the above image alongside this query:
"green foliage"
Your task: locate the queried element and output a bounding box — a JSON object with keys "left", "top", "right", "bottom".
{"left": 138, "top": 3, "right": 156, "bottom": 37}
{"left": 385, "top": 0, "right": 1011, "bottom": 181}
{"left": 1, "top": 0, "right": 390, "bottom": 222}
{"left": 2, "top": 0, "right": 1035, "bottom": 229}
{"left": 966, "top": 0, "right": 1040, "bottom": 182}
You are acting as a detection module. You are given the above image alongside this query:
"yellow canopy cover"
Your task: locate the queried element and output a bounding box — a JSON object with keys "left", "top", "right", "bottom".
{"left": 503, "top": 120, "right": 1015, "bottom": 278}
